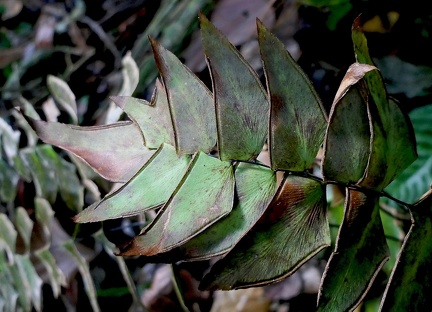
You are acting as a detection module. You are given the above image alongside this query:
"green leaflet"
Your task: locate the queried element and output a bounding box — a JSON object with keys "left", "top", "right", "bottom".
{"left": 36, "top": 145, "right": 83, "bottom": 211}
{"left": 379, "top": 189, "right": 432, "bottom": 311}
{"left": 0, "top": 264, "right": 18, "bottom": 312}
{"left": 25, "top": 116, "right": 153, "bottom": 183}
{"left": 14, "top": 207, "right": 34, "bottom": 254}
{"left": 385, "top": 104, "right": 432, "bottom": 205}
{"left": 111, "top": 79, "right": 175, "bottom": 149}
{"left": 0, "top": 214, "right": 17, "bottom": 254}
{"left": 322, "top": 64, "right": 374, "bottom": 184}
{"left": 150, "top": 37, "right": 216, "bottom": 154}
{"left": 56, "top": 157, "right": 83, "bottom": 212}
{"left": 147, "top": 162, "right": 277, "bottom": 262}
{"left": 16, "top": 145, "right": 83, "bottom": 210}
{"left": 34, "top": 197, "right": 55, "bottom": 242}
{"left": 20, "top": 146, "right": 58, "bottom": 203}
{"left": 120, "top": 152, "right": 234, "bottom": 256}
{"left": 200, "top": 175, "right": 330, "bottom": 290}
{"left": 0, "top": 159, "right": 19, "bottom": 202}
{"left": 8, "top": 257, "right": 31, "bottom": 312}
{"left": 317, "top": 189, "right": 389, "bottom": 312}
{"left": 257, "top": 20, "right": 327, "bottom": 171}
{"left": 15, "top": 255, "right": 43, "bottom": 312}
{"left": 0, "top": 214, "right": 42, "bottom": 312}
{"left": 200, "top": 13, "right": 268, "bottom": 161}
{"left": 75, "top": 144, "right": 191, "bottom": 222}
{"left": 62, "top": 240, "right": 100, "bottom": 312}
{"left": 34, "top": 247, "right": 66, "bottom": 298}
{"left": 358, "top": 95, "right": 417, "bottom": 191}
{"left": 352, "top": 19, "right": 417, "bottom": 191}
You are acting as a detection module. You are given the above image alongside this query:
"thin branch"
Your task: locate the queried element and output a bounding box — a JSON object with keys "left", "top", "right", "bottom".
{"left": 379, "top": 202, "right": 412, "bottom": 221}
{"left": 170, "top": 264, "right": 190, "bottom": 312}
{"left": 380, "top": 191, "right": 413, "bottom": 210}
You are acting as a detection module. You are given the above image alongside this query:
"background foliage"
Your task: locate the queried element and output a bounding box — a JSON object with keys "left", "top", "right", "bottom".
{"left": 1, "top": 0, "right": 432, "bottom": 311}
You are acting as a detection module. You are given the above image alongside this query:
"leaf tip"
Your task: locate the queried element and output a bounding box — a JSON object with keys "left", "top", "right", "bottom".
{"left": 352, "top": 14, "right": 363, "bottom": 32}
{"left": 198, "top": 11, "right": 209, "bottom": 24}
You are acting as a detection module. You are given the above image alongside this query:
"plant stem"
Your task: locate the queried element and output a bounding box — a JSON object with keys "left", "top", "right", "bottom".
{"left": 170, "top": 264, "right": 191, "bottom": 312}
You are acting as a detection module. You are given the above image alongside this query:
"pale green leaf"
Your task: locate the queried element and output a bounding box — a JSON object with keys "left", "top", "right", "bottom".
{"left": 47, "top": 75, "right": 78, "bottom": 124}
{"left": 0, "top": 117, "right": 20, "bottom": 162}
{"left": 0, "top": 159, "right": 19, "bottom": 202}
{"left": 19, "top": 146, "right": 57, "bottom": 202}
{"left": 120, "top": 152, "right": 234, "bottom": 256}
{"left": 34, "top": 197, "right": 55, "bottom": 242}
{"left": 9, "top": 259, "right": 31, "bottom": 312}
{"left": 62, "top": 240, "right": 100, "bottom": 312}
{"left": 0, "top": 214, "right": 17, "bottom": 253}
{"left": 25, "top": 116, "right": 153, "bottom": 182}
{"left": 57, "top": 157, "right": 84, "bottom": 211}
{"left": 151, "top": 162, "right": 278, "bottom": 262}
{"left": 0, "top": 261, "right": 18, "bottom": 312}
{"left": 111, "top": 79, "right": 175, "bottom": 149}
{"left": 14, "top": 207, "right": 34, "bottom": 254}
{"left": 34, "top": 247, "right": 67, "bottom": 298}
{"left": 119, "top": 51, "right": 139, "bottom": 96}
{"left": 75, "top": 143, "right": 191, "bottom": 222}
{"left": 16, "top": 255, "right": 43, "bottom": 312}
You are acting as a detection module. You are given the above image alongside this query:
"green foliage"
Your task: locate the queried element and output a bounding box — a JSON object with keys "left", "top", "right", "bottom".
{"left": 1, "top": 80, "right": 107, "bottom": 311}
{"left": 0, "top": 200, "right": 67, "bottom": 312}
{"left": 385, "top": 104, "right": 432, "bottom": 205}
{"left": 24, "top": 13, "right": 432, "bottom": 311}
{"left": 380, "top": 189, "right": 432, "bottom": 311}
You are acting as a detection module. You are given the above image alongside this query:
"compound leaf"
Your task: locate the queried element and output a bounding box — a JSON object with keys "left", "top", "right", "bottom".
{"left": 150, "top": 37, "right": 216, "bottom": 154}
{"left": 200, "top": 175, "right": 330, "bottom": 290}
{"left": 317, "top": 189, "right": 389, "bottom": 312}
{"left": 257, "top": 20, "right": 327, "bottom": 171}
{"left": 200, "top": 13, "right": 268, "bottom": 161}
{"left": 120, "top": 152, "right": 234, "bottom": 256}
{"left": 75, "top": 144, "right": 191, "bottom": 222}
{"left": 149, "top": 162, "right": 277, "bottom": 262}
{"left": 380, "top": 188, "right": 432, "bottom": 311}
